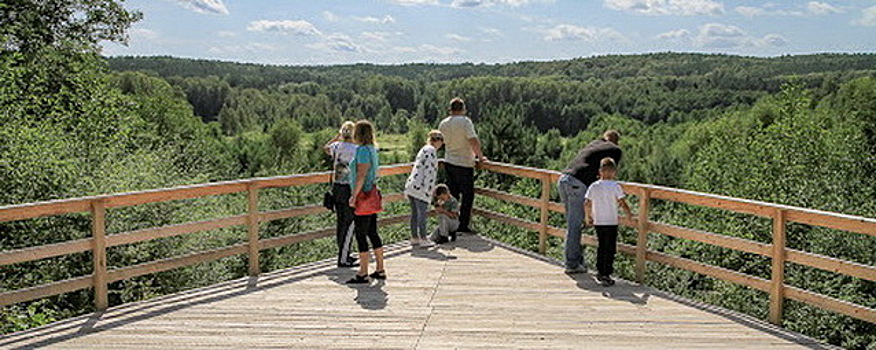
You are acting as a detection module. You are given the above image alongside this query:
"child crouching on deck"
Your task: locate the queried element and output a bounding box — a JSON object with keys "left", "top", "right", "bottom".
{"left": 431, "top": 184, "right": 460, "bottom": 244}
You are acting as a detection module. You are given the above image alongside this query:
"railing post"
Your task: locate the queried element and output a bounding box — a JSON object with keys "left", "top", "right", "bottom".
{"left": 769, "top": 208, "right": 787, "bottom": 325}
{"left": 538, "top": 174, "right": 551, "bottom": 255}
{"left": 635, "top": 189, "right": 651, "bottom": 284}
{"left": 91, "top": 199, "right": 108, "bottom": 311}
{"left": 247, "top": 183, "right": 260, "bottom": 276}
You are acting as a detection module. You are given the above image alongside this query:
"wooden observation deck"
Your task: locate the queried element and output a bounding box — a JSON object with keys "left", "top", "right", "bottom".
{"left": 1, "top": 162, "right": 873, "bottom": 349}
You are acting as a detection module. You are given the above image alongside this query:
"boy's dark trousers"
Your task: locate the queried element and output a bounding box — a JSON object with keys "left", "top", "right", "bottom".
{"left": 595, "top": 225, "right": 618, "bottom": 276}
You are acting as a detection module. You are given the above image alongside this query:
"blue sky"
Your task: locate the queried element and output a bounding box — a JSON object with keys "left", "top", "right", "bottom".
{"left": 101, "top": 0, "right": 876, "bottom": 65}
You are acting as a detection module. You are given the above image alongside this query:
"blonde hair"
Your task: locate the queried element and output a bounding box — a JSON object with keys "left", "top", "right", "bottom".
{"left": 600, "top": 157, "right": 617, "bottom": 171}
{"left": 353, "top": 120, "right": 375, "bottom": 146}
{"left": 427, "top": 130, "right": 443, "bottom": 143}
{"left": 339, "top": 121, "right": 355, "bottom": 141}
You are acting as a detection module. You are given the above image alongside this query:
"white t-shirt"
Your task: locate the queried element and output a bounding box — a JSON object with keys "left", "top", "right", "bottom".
{"left": 584, "top": 180, "right": 626, "bottom": 226}
{"left": 328, "top": 141, "right": 357, "bottom": 185}
{"left": 438, "top": 115, "right": 478, "bottom": 168}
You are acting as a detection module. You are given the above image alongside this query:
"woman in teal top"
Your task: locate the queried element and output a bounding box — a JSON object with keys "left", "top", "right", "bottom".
{"left": 346, "top": 120, "right": 385, "bottom": 284}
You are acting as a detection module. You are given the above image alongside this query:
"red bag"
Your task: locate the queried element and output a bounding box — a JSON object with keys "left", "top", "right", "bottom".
{"left": 354, "top": 186, "right": 383, "bottom": 216}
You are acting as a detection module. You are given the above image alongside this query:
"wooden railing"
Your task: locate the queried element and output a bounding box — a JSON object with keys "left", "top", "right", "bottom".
{"left": 0, "top": 164, "right": 413, "bottom": 311}
{"left": 1, "top": 161, "right": 874, "bottom": 328}
{"left": 475, "top": 162, "right": 875, "bottom": 325}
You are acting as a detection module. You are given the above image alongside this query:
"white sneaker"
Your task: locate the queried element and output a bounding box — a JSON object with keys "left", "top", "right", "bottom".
{"left": 419, "top": 239, "right": 435, "bottom": 247}
{"left": 411, "top": 238, "right": 421, "bottom": 247}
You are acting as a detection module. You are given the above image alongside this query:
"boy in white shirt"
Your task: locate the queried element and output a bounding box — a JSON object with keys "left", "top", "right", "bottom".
{"left": 584, "top": 158, "right": 633, "bottom": 287}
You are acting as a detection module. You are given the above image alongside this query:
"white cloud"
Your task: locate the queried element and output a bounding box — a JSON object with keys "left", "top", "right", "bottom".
{"left": 129, "top": 28, "right": 160, "bottom": 41}
{"left": 806, "top": 2, "right": 841, "bottom": 15}
{"left": 388, "top": 0, "right": 440, "bottom": 6}
{"left": 446, "top": 34, "right": 473, "bottom": 42}
{"left": 420, "top": 44, "right": 463, "bottom": 55}
{"left": 544, "top": 24, "right": 625, "bottom": 42}
{"left": 361, "top": 31, "right": 401, "bottom": 42}
{"left": 323, "top": 11, "right": 340, "bottom": 22}
{"left": 481, "top": 27, "right": 503, "bottom": 36}
{"left": 695, "top": 23, "right": 786, "bottom": 48}
{"left": 853, "top": 5, "right": 876, "bottom": 26}
{"left": 736, "top": 6, "right": 765, "bottom": 17}
{"left": 451, "top": 0, "right": 553, "bottom": 7}
{"left": 217, "top": 31, "right": 236, "bottom": 38}
{"left": 247, "top": 20, "right": 322, "bottom": 36}
{"left": 175, "top": 0, "right": 229, "bottom": 15}
{"left": 656, "top": 29, "right": 690, "bottom": 39}
{"left": 735, "top": 2, "right": 842, "bottom": 17}
{"left": 757, "top": 33, "right": 788, "bottom": 47}
{"left": 208, "top": 43, "right": 276, "bottom": 54}
{"left": 353, "top": 15, "right": 396, "bottom": 24}
{"left": 308, "top": 34, "right": 366, "bottom": 53}
{"left": 604, "top": 0, "right": 724, "bottom": 16}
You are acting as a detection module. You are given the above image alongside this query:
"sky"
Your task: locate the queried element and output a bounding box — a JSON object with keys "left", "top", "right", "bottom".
{"left": 101, "top": 0, "right": 876, "bottom": 66}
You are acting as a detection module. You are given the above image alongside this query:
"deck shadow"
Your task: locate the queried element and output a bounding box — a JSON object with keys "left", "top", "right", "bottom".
{"left": 0, "top": 243, "right": 413, "bottom": 350}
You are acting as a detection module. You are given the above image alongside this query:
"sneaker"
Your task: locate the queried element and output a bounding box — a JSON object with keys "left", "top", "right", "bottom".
{"left": 450, "top": 231, "right": 457, "bottom": 242}
{"left": 419, "top": 239, "right": 435, "bottom": 247}
{"left": 337, "top": 261, "right": 359, "bottom": 268}
{"left": 564, "top": 265, "right": 587, "bottom": 274}
{"left": 597, "top": 275, "right": 615, "bottom": 287}
{"left": 411, "top": 238, "right": 421, "bottom": 247}
{"left": 433, "top": 235, "right": 449, "bottom": 244}
{"left": 346, "top": 274, "right": 369, "bottom": 284}
{"left": 369, "top": 270, "right": 387, "bottom": 280}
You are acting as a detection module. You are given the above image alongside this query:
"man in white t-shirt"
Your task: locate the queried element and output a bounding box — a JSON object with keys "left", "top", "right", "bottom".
{"left": 438, "top": 98, "right": 487, "bottom": 236}
{"left": 584, "top": 157, "right": 633, "bottom": 287}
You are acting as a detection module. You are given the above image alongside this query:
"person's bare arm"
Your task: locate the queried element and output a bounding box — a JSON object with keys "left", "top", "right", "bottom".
{"left": 584, "top": 199, "right": 594, "bottom": 227}
{"left": 348, "top": 162, "right": 370, "bottom": 208}
{"left": 619, "top": 198, "right": 633, "bottom": 222}
{"left": 468, "top": 137, "right": 487, "bottom": 162}
{"left": 323, "top": 135, "right": 341, "bottom": 156}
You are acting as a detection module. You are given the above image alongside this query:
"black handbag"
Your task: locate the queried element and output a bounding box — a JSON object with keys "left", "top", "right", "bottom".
{"left": 323, "top": 191, "right": 335, "bottom": 211}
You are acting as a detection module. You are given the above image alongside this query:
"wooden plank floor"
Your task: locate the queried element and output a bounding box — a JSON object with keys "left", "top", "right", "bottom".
{"left": 1, "top": 234, "right": 836, "bottom": 349}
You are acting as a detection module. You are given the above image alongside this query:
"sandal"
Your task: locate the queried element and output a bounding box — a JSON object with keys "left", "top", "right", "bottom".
{"left": 346, "top": 274, "right": 369, "bottom": 284}
{"left": 369, "top": 270, "right": 387, "bottom": 280}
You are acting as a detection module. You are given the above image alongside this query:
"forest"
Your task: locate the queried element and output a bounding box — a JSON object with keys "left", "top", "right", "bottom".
{"left": 1, "top": 1, "right": 874, "bottom": 349}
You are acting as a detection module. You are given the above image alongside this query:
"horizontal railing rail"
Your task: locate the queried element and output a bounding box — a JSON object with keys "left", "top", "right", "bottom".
{"left": 1, "top": 160, "right": 873, "bottom": 330}
{"left": 0, "top": 164, "right": 414, "bottom": 309}
{"left": 477, "top": 161, "right": 875, "bottom": 325}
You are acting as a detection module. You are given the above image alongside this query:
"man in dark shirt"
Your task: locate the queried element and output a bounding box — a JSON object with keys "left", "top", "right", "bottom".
{"left": 558, "top": 130, "right": 622, "bottom": 274}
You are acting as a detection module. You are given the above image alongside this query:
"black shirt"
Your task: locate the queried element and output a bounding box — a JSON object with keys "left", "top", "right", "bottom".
{"left": 563, "top": 139, "right": 623, "bottom": 186}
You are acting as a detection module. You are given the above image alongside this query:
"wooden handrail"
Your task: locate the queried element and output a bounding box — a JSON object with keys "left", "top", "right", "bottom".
{"left": 475, "top": 161, "right": 875, "bottom": 325}
{"left": 1, "top": 160, "right": 874, "bottom": 328}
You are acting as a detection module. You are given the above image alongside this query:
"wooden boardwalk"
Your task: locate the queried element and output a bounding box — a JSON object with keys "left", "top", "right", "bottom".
{"left": 1, "top": 235, "right": 835, "bottom": 349}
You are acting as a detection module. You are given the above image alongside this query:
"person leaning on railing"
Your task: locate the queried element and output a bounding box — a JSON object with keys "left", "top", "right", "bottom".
{"left": 323, "top": 121, "right": 360, "bottom": 268}
{"left": 559, "top": 130, "right": 622, "bottom": 274}
{"left": 346, "top": 120, "right": 387, "bottom": 284}
{"left": 438, "top": 97, "right": 488, "bottom": 236}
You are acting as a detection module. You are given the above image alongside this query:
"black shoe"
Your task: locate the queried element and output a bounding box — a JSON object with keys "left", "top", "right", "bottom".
{"left": 450, "top": 231, "right": 457, "bottom": 242}
{"left": 369, "top": 270, "right": 387, "bottom": 280}
{"left": 346, "top": 274, "right": 369, "bottom": 284}
{"left": 434, "top": 236, "right": 449, "bottom": 244}
{"left": 597, "top": 275, "right": 615, "bottom": 287}
{"left": 337, "top": 261, "right": 360, "bottom": 268}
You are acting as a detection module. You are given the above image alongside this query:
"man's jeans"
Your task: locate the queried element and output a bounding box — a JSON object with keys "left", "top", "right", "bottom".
{"left": 444, "top": 163, "right": 475, "bottom": 231}
{"left": 558, "top": 174, "right": 587, "bottom": 269}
